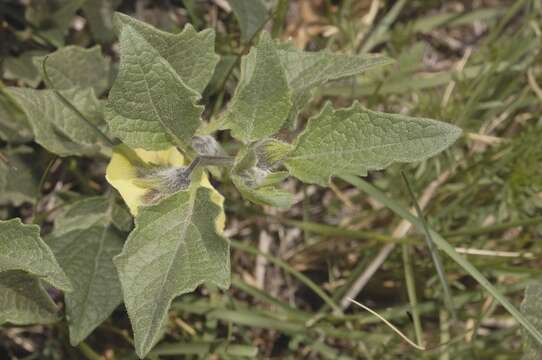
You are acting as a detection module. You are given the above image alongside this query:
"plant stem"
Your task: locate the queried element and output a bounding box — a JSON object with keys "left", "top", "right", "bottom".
{"left": 198, "top": 155, "right": 235, "bottom": 167}
{"left": 184, "top": 155, "right": 235, "bottom": 179}
{"left": 271, "top": 0, "right": 289, "bottom": 38}
{"left": 32, "top": 156, "right": 57, "bottom": 225}
{"left": 78, "top": 341, "right": 103, "bottom": 360}
{"left": 444, "top": 216, "right": 542, "bottom": 238}
{"left": 149, "top": 341, "right": 258, "bottom": 357}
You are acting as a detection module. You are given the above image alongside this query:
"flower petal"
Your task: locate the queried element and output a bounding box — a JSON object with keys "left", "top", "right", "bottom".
{"left": 106, "top": 145, "right": 224, "bottom": 224}
{"left": 106, "top": 146, "right": 186, "bottom": 216}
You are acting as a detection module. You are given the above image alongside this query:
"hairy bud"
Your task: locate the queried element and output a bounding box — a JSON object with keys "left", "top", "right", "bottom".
{"left": 135, "top": 165, "right": 192, "bottom": 204}
{"left": 192, "top": 135, "right": 224, "bottom": 157}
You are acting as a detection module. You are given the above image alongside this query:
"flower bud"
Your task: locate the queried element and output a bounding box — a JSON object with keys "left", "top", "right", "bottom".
{"left": 192, "top": 135, "right": 224, "bottom": 157}
{"left": 134, "top": 165, "right": 192, "bottom": 204}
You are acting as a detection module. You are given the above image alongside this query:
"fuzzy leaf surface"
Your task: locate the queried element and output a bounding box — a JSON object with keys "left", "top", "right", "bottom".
{"left": 47, "top": 196, "right": 127, "bottom": 345}
{"left": 285, "top": 102, "right": 462, "bottom": 185}
{"left": 0, "top": 218, "right": 71, "bottom": 291}
{"left": 220, "top": 32, "right": 292, "bottom": 143}
{"left": 114, "top": 186, "right": 230, "bottom": 358}
{"left": 0, "top": 147, "right": 39, "bottom": 206}
{"left": 107, "top": 24, "right": 203, "bottom": 150}
{"left": 228, "top": 0, "right": 268, "bottom": 43}
{"left": 113, "top": 12, "right": 219, "bottom": 94}
{"left": 8, "top": 87, "right": 104, "bottom": 156}
{"left": 521, "top": 282, "right": 542, "bottom": 359}
{"left": 231, "top": 147, "right": 292, "bottom": 208}
{"left": 37, "top": 45, "right": 111, "bottom": 95}
{"left": 276, "top": 44, "right": 394, "bottom": 124}
{"left": 48, "top": 225, "right": 123, "bottom": 345}
{"left": 0, "top": 86, "right": 33, "bottom": 143}
{"left": 3, "top": 51, "right": 45, "bottom": 88}
{"left": 0, "top": 271, "right": 59, "bottom": 325}
{"left": 232, "top": 175, "right": 293, "bottom": 208}
{"left": 54, "top": 196, "right": 131, "bottom": 235}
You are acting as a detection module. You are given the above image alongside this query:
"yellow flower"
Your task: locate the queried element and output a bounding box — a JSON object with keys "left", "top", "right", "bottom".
{"left": 105, "top": 145, "right": 219, "bottom": 217}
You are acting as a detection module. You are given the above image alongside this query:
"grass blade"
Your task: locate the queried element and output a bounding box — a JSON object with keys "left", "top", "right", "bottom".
{"left": 340, "top": 174, "right": 542, "bottom": 346}
{"left": 401, "top": 243, "right": 424, "bottom": 347}
{"left": 230, "top": 239, "right": 343, "bottom": 315}
{"left": 401, "top": 171, "right": 457, "bottom": 321}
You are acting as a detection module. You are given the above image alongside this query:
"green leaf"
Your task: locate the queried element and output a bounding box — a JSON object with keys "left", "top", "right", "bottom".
{"left": 253, "top": 138, "right": 294, "bottom": 168}
{"left": 48, "top": 225, "right": 124, "bottom": 345}
{"left": 114, "top": 186, "right": 230, "bottom": 358}
{"left": 204, "top": 54, "right": 237, "bottom": 96}
{"left": 0, "top": 271, "right": 59, "bottom": 325}
{"left": 233, "top": 176, "right": 293, "bottom": 208}
{"left": 0, "top": 147, "right": 40, "bottom": 206}
{"left": 220, "top": 32, "right": 292, "bottom": 143}
{"left": 54, "top": 196, "right": 131, "bottom": 235}
{"left": 46, "top": 196, "right": 127, "bottom": 344}
{"left": 0, "top": 218, "right": 71, "bottom": 292}
{"left": 25, "top": 0, "right": 87, "bottom": 47}
{"left": 36, "top": 45, "right": 111, "bottom": 95}
{"left": 106, "top": 24, "right": 203, "bottom": 151}
{"left": 3, "top": 51, "right": 46, "bottom": 88}
{"left": 231, "top": 146, "right": 292, "bottom": 208}
{"left": 82, "top": 0, "right": 122, "bottom": 43}
{"left": 228, "top": 0, "right": 268, "bottom": 43}
{"left": 521, "top": 282, "right": 542, "bottom": 359}
{"left": 343, "top": 175, "right": 542, "bottom": 351}
{"left": 0, "top": 86, "right": 33, "bottom": 143}
{"left": 113, "top": 12, "right": 219, "bottom": 94}
{"left": 8, "top": 87, "right": 104, "bottom": 157}
{"left": 111, "top": 202, "right": 134, "bottom": 232}
{"left": 54, "top": 197, "right": 111, "bottom": 234}
{"left": 276, "top": 43, "right": 394, "bottom": 125}
{"left": 285, "top": 102, "right": 462, "bottom": 185}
